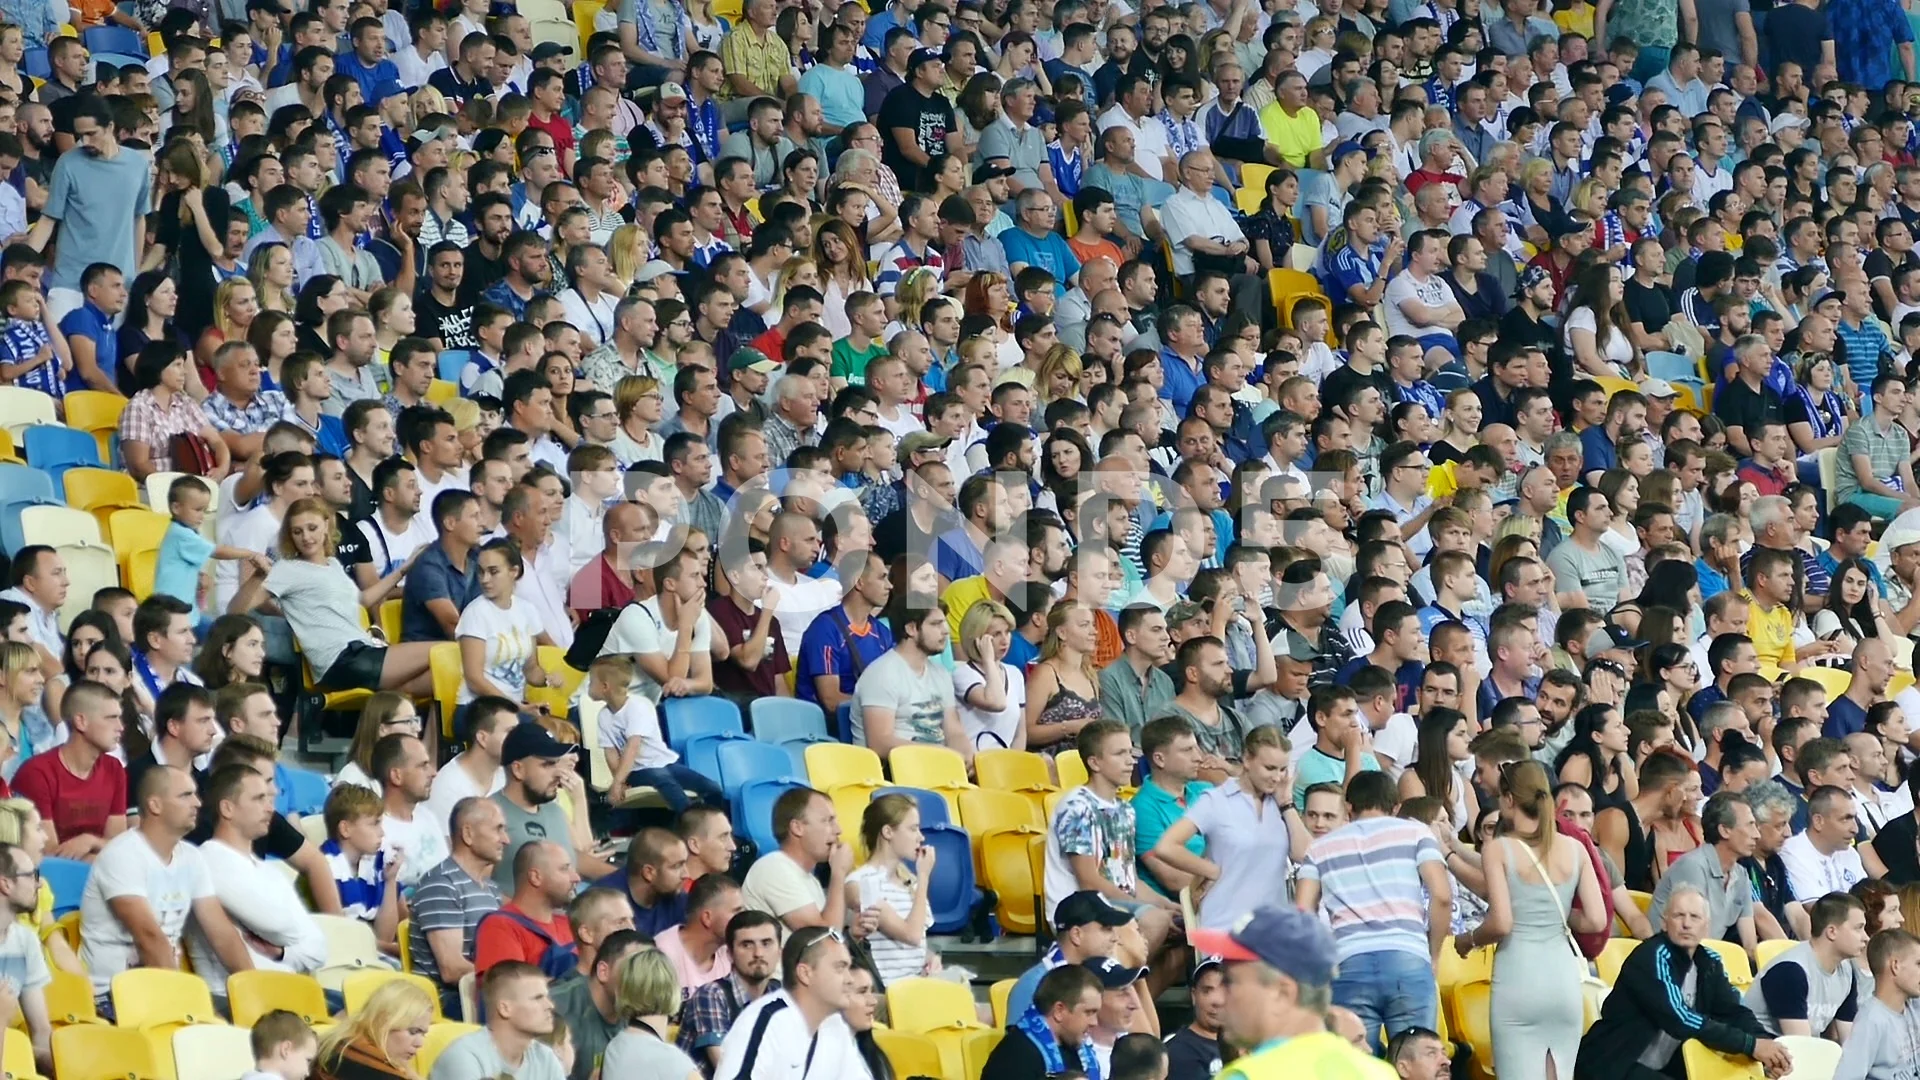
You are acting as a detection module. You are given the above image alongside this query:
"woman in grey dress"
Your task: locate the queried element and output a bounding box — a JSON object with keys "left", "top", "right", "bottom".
{"left": 1453, "top": 761, "right": 1610, "bottom": 1080}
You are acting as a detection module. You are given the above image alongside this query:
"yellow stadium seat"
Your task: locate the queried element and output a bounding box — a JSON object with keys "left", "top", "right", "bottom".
{"left": 398, "top": 918, "right": 412, "bottom": 973}
{"left": 52, "top": 911, "right": 79, "bottom": 951}
{"left": 989, "top": 979, "right": 1015, "bottom": 1028}
{"left": 1754, "top": 938, "right": 1795, "bottom": 971}
{"left": 172, "top": 1023, "right": 254, "bottom": 1080}
{"left": 1893, "top": 671, "right": 1916, "bottom": 698}
{"left": 1054, "top": 749, "right": 1088, "bottom": 789}
{"left": 4, "top": 1027, "right": 39, "bottom": 1080}
{"left": 525, "top": 647, "right": 584, "bottom": 716}
{"left": 41, "top": 968, "right": 98, "bottom": 1026}
{"left": 829, "top": 784, "right": 875, "bottom": 858}
{"left": 1772, "top": 1034, "right": 1841, "bottom": 1080}
{"left": 0, "top": 388, "right": 56, "bottom": 439}
{"left": 378, "top": 599, "right": 403, "bottom": 644}
{"left": 1239, "top": 163, "right": 1275, "bottom": 202}
{"left": 573, "top": 0, "right": 603, "bottom": 55}
{"left": 314, "top": 914, "right": 387, "bottom": 991}
{"left": 973, "top": 750, "right": 1055, "bottom": 796}
{"left": 886, "top": 977, "right": 985, "bottom": 1034}
{"left": 1233, "top": 180, "right": 1265, "bottom": 215}
{"left": 228, "top": 970, "right": 329, "bottom": 1027}
{"left": 956, "top": 788, "right": 1042, "bottom": 838}
{"left": 110, "top": 969, "right": 218, "bottom": 1029}
{"left": 1062, "top": 201, "right": 1078, "bottom": 238}
{"left": 1042, "top": 789, "right": 1067, "bottom": 821}
{"left": 108, "top": 507, "right": 169, "bottom": 570}
{"left": 0, "top": 429, "right": 19, "bottom": 464}
{"left": 53, "top": 1026, "right": 157, "bottom": 1080}
{"left": 1453, "top": 979, "right": 1495, "bottom": 1080}
{"left": 430, "top": 641, "right": 462, "bottom": 741}
{"left": 417, "top": 1023, "right": 481, "bottom": 1077}
{"left": 807, "top": 743, "right": 885, "bottom": 791}
{"left": 1436, "top": 938, "right": 1495, "bottom": 1037}
{"left": 64, "top": 391, "right": 127, "bottom": 462}
{"left": 1594, "top": 936, "right": 1639, "bottom": 987}
{"left": 20, "top": 506, "right": 102, "bottom": 549}
{"left": 1680, "top": 1040, "right": 1765, "bottom": 1080}
{"left": 980, "top": 827, "right": 1044, "bottom": 934}
{"left": 342, "top": 970, "right": 444, "bottom": 1020}
{"left": 961, "top": 1029, "right": 1002, "bottom": 1079}
{"left": 1702, "top": 939, "right": 1753, "bottom": 987}
{"left": 127, "top": 548, "right": 158, "bottom": 600}
{"left": 888, "top": 745, "right": 973, "bottom": 814}
{"left": 298, "top": 649, "right": 373, "bottom": 724}
{"left": 871, "top": 1029, "right": 943, "bottom": 1080}
{"left": 426, "top": 379, "right": 458, "bottom": 404}
{"left": 1795, "top": 666, "right": 1852, "bottom": 704}
{"left": 64, "top": 469, "right": 141, "bottom": 536}
{"left": 1269, "top": 268, "right": 1328, "bottom": 329}
{"left": 1628, "top": 889, "right": 1653, "bottom": 913}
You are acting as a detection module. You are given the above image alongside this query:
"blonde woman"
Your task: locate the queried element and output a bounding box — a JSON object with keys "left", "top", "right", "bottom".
{"left": 609, "top": 224, "right": 650, "bottom": 288}
{"left": 771, "top": 256, "right": 822, "bottom": 314}
{"left": 848, "top": 793, "right": 937, "bottom": 982}
{"left": 332, "top": 692, "right": 424, "bottom": 792}
{"left": 953, "top": 600, "right": 1025, "bottom": 752}
{"left": 248, "top": 244, "right": 297, "bottom": 315}
{"left": 192, "top": 277, "right": 259, "bottom": 398}
{"left": 1033, "top": 345, "right": 1086, "bottom": 406}
{"left": 0, "top": 798, "right": 83, "bottom": 975}
{"left": 370, "top": 287, "right": 417, "bottom": 371}
{"left": 883, "top": 268, "right": 942, "bottom": 339}
{"left": 0, "top": 644, "right": 51, "bottom": 783}
{"left": 314, "top": 978, "right": 435, "bottom": 1080}
{"left": 610, "top": 374, "right": 666, "bottom": 465}
{"left": 1022, "top": 604, "right": 1103, "bottom": 753}
{"left": 1430, "top": 386, "right": 1482, "bottom": 465}
{"left": 603, "top": 949, "right": 700, "bottom": 1080}
{"left": 445, "top": 398, "right": 483, "bottom": 467}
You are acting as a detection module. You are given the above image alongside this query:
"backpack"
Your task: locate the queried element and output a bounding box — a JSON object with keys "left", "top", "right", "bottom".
{"left": 1556, "top": 810, "right": 1614, "bottom": 960}
{"left": 565, "top": 601, "right": 635, "bottom": 672}
{"left": 477, "top": 909, "right": 579, "bottom": 982}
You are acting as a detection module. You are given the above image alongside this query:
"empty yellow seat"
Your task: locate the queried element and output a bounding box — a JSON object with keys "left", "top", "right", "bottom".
{"left": 973, "top": 749, "right": 1056, "bottom": 794}
{"left": 961, "top": 1029, "right": 1003, "bottom": 1079}
{"left": 885, "top": 977, "right": 985, "bottom": 1035}
{"left": 1701, "top": 939, "right": 1753, "bottom": 987}
{"left": 228, "top": 970, "right": 329, "bottom": 1027}
{"left": 1679, "top": 1039, "right": 1765, "bottom": 1080}
{"left": 53, "top": 1026, "right": 157, "bottom": 1080}
{"left": 1453, "top": 979, "right": 1495, "bottom": 1080}
{"left": 1793, "top": 666, "right": 1853, "bottom": 703}
{"left": 171, "top": 1024, "right": 253, "bottom": 1080}
{"left": 806, "top": 743, "right": 884, "bottom": 790}
{"left": 417, "top": 1023, "right": 482, "bottom": 1076}
{"left": 1594, "top": 936, "right": 1639, "bottom": 987}
{"left": 1754, "top": 938, "right": 1795, "bottom": 971}
{"left": 980, "top": 827, "right": 1044, "bottom": 934}
{"left": 989, "top": 979, "right": 1015, "bottom": 1028}
{"left": 1054, "top": 749, "right": 1088, "bottom": 789}
{"left": 871, "top": 1029, "right": 942, "bottom": 1080}
{"left": 110, "top": 968, "right": 217, "bottom": 1029}
{"left": 4, "top": 1027, "right": 39, "bottom": 1080}
{"left": 342, "top": 970, "right": 444, "bottom": 1019}
{"left": 956, "top": 788, "right": 1042, "bottom": 837}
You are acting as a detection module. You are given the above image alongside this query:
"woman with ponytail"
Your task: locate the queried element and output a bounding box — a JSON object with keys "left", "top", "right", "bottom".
{"left": 1456, "top": 759, "right": 1609, "bottom": 1080}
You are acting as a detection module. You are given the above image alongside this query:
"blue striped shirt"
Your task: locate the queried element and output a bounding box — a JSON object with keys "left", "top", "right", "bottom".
{"left": 1298, "top": 816, "right": 1444, "bottom": 962}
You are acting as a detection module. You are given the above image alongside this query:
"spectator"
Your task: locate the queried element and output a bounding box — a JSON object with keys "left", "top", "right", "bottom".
{"left": 981, "top": 962, "right": 1105, "bottom": 1077}
{"left": 1742, "top": 891, "right": 1865, "bottom": 1038}
{"left": 551, "top": 927, "right": 646, "bottom": 1080}
{"left": 429, "top": 961, "right": 568, "bottom": 1080}
{"left": 424, "top": 697, "right": 512, "bottom": 825}
{"left": 656, "top": 873, "right": 744, "bottom": 998}
{"left": 189, "top": 763, "right": 328, "bottom": 1002}
{"left": 400, "top": 489, "right": 485, "bottom": 644}
{"left": 314, "top": 979, "right": 438, "bottom": 1080}
{"left": 473, "top": 840, "right": 579, "bottom": 979}
{"left": 850, "top": 598, "right": 970, "bottom": 765}
{"left": 317, "top": 785, "right": 401, "bottom": 948}
{"left": 597, "top": 827, "right": 690, "bottom": 937}
{"left": 602, "top": 946, "right": 704, "bottom": 1079}
{"left": 410, "top": 796, "right": 508, "bottom": 1020}
{"left": 676, "top": 909, "right": 782, "bottom": 1072}
{"left": 1649, "top": 792, "right": 1764, "bottom": 952}
{"left": 371, "top": 734, "right": 448, "bottom": 888}
{"left": 710, "top": 925, "right": 864, "bottom": 1080}
{"left": 1779, "top": 785, "right": 1869, "bottom": 903}
{"left": 846, "top": 793, "right": 935, "bottom": 983}
{"left": 1150, "top": 724, "right": 1313, "bottom": 930}
{"left": 12, "top": 679, "right": 128, "bottom": 860}
{"left": 492, "top": 724, "right": 611, "bottom": 892}
{"left": 740, "top": 786, "right": 854, "bottom": 935}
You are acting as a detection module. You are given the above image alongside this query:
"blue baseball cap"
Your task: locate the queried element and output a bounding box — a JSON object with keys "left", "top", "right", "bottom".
{"left": 1189, "top": 905, "right": 1338, "bottom": 986}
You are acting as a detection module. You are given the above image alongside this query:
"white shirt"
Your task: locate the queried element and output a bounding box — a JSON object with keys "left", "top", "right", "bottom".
{"left": 712, "top": 990, "right": 873, "bottom": 1080}
{"left": 0, "top": 586, "right": 59, "bottom": 658}
{"left": 559, "top": 495, "right": 607, "bottom": 578}
{"left": 215, "top": 504, "right": 283, "bottom": 612}
{"left": 380, "top": 807, "right": 450, "bottom": 888}
{"left": 1384, "top": 270, "right": 1458, "bottom": 338}
{"left": 559, "top": 288, "right": 619, "bottom": 347}
{"left": 422, "top": 754, "right": 504, "bottom": 830}
{"left": 529, "top": 433, "right": 569, "bottom": 473}
{"left": 953, "top": 661, "right": 1027, "bottom": 752}
{"left": 79, "top": 829, "right": 216, "bottom": 995}
{"left": 186, "top": 837, "right": 328, "bottom": 993}
{"left": 359, "top": 512, "right": 435, "bottom": 578}
{"left": 413, "top": 465, "right": 470, "bottom": 534}
{"left": 1778, "top": 830, "right": 1867, "bottom": 902}
{"left": 1159, "top": 186, "right": 1246, "bottom": 277}
{"left": 1096, "top": 105, "right": 1167, "bottom": 180}
{"left": 391, "top": 44, "right": 447, "bottom": 89}
{"left": 765, "top": 572, "right": 843, "bottom": 657}
{"left": 514, "top": 539, "right": 574, "bottom": 650}
{"left": 598, "top": 693, "right": 677, "bottom": 770}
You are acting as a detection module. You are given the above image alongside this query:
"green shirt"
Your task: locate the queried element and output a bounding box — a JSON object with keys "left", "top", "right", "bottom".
{"left": 829, "top": 338, "right": 889, "bottom": 385}
{"left": 1098, "top": 656, "right": 1176, "bottom": 740}
{"left": 1130, "top": 778, "right": 1213, "bottom": 898}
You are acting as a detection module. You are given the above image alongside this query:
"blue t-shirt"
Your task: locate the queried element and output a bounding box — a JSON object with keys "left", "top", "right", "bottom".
{"left": 998, "top": 229, "right": 1081, "bottom": 296}
{"left": 1579, "top": 424, "right": 1618, "bottom": 478}
{"left": 1005, "top": 633, "right": 1040, "bottom": 672}
{"left": 57, "top": 302, "right": 115, "bottom": 394}
{"left": 154, "top": 520, "right": 215, "bottom": 614}
{"left": 794, "top": 608, "right": 894, "bottom": 706}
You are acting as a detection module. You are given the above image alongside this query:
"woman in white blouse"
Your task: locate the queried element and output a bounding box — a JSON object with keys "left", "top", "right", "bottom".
{"left": 1563, "top": 261, "right": 1641, "bottom": 378}
{"left": 952, "top": 599, "right": 1026, "bottom": 752}
{"left": 845, "top": 793, "right": 937, "bottom": 983}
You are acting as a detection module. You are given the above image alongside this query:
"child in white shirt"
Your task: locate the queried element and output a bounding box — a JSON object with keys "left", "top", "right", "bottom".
{"left": 592, "top": 654, "right": 724, "bottom": 813}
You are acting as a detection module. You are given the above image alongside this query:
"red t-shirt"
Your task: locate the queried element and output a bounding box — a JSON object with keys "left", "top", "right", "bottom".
{"left": 12, "top": 748, "right": 127, "bottom": 843}
{"left": 568, "top": 555, "right": 635, "bottom": 618}
{"left": 473, "top": 902, "right": 575, "bottom": 976}
{"left": 526, "top": 112, "right": 576, "bottom": 174}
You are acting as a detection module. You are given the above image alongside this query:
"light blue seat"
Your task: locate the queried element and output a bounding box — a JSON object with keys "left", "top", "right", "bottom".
{"left": 738, "top": 779, "right": 808, "bottom": 857}
{"left": 1647, "top": 351, "right": 1699, "bottom": 384}
{"left": 0, "top": 463, "right": 55, "bottom": 506}
{"left": 750, "top": 698, "right": 829, "bottom": 744}
{"left": 41, "top": 857, "right": 88, "bottom": 916}
{"left": 24, "top": 425, "right": 103, "bottom": 487}
{"left": 437, "top": 349, "right": 472, "bottom": 385}
{"left": 715, "top": 739, "right": 799, "bottom": 798}
{"left": 662, "top": 695, "right": 745, "bottom": 757}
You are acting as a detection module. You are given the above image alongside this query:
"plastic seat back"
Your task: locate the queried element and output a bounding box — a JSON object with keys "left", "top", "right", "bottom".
{"left": 80, "top": 26, "right": 143, "bottom": 57}
{"left": 683, "top": 733, "right": 749, "bottom": 785}
{"left": 3, "top": 1027, "right": 37, "bottom": 1080}
{"left": 23, "top": 425, "right": 101, "bottom": 480}
{"left": 979, "top": 827, "right": 1043, "bottom": 934}
{"left": 110, "top": 968, "right": 216, "bottom": 1028}
{"left": 888, "top": 745, "right": 970, "bottom": 790}
{"left": 885, "top": 976, "right": 983, "bottom": 1034}
{"left": 0, "top": 389, "right": 56, "bottom": 439}
{"left": 171, "top": 1024, "right": 254, "bottom": 1080}
{"left": 18, "top": 50, "right": 46, "bottom": 81}
{"left": 961, "top": 1029, "right": 1003, "bottom": 1080}
{"left": 873, "top": 786, "right": 953, "bottom": 829}
{"left": 1702, "top": 938, "right": 1753, "bottom": 986}
{"left": 417, "top": 1023, "right": 482, "bottom": 1077}
{"left": 342, "top": 970, "right": 444, "bottom": 1019}
{"left": 957, "top": 788, "right": 1041, "bottom": 836}
{"left": 1680, "top": 1040, "right": 1765, "bottom": 1080}
{"left": 1452, "top": 979, "right": 1495, "bottom": 1079}
{"left": 20, "top": 506, "right": 102, "bottom": 549}
{"left": 1773, "top": 1034, "right": 1842, "bottom": 1080}
{"left": 40, "top": 857, "right": 87, "bottom": 916}
{"left": 750, "top": 697, "right": 829, "bottom": 744}
{"left": 53, "top": 1026, "right": 155, "bottom": 1080}
{"left": 1754, "top": 938, "right": 1796, "bottom": 972}
{"left": 0, "top": 464, "right": 53, "bottom": 506}
{"left": 227, "top": 970, "right": 329, "bottom": 1027}
{"left": 57, "top": 543, "right": 117, "bottom": 631}
{"left": 716, "top": 739, "right": 801, "bottom": 798}
{"left": 738, "top": 779, "right": 808, "bottom": 856}
{"left": 662, "top": 695, "right": 745, "bottom": 756}
{"left": 437, "top": 350, "right": 472, "bottom": 384}
{"left": 973, "top": 749, "right": 1056, "bottom": 793}
{"left": 805, "top": 743, "right": 884, "bottom": 790}
{"left": 921, "top": 823, "right": 978, "bottom": 934}
{"left": 63, "top": 467, "right": 139, "bottom": 514}
{"left": 871, "top": 1030, "right": 943, "bottom": 1080}
{"left": 989, "top": 979, "right": 1015, "bottom": 1027}
{"left": 1054, "top": 749, "right": 1089, "bottom": 789}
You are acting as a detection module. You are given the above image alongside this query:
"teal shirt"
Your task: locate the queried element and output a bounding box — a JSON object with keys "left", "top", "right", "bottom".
{"left": 1131, "top": 778, "right": 1212, "bottom": 898}
{"left": 1294, "top": 745, "right": 1381, "bottom": 809}
{"left": 154, "top": 520, "right": 215, "bottom": 616}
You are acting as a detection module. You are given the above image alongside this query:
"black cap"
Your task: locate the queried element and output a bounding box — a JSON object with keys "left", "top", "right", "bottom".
{"left": 531, "top": 41, "right": 573, "bottom": 61}
{"left": 972, "top": 161, "right": 1016, "bottom": 183}
{"left": 1054, "top": 890, "right": 1133, "bottom": 929}
{"left": 1081, "top": 957, "right": 1148, "bottom": 989}
{"left": 501, "top": 721, "right": 577, "bottom": 768}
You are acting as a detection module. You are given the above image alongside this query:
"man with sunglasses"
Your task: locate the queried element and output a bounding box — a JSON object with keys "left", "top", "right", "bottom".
{"left": 712, "top": 925, "right": 865, "bottom": 1080}
{"left": 0, "top": 839, "right": 50, "bottom": 1075}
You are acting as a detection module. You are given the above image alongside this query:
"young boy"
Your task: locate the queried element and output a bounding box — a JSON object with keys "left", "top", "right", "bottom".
{"left": 153, "top": 476, "right": 272, "bottom": 621}
{"left": 1048, "top": 718, "right": 1177, "bottom": 961}
{"left": 0, "top": 281, "right": 62, "bottom": 411}
{"left": 830, "top": 292, "right": 889, "bottom": 388}
{"left": 319, "top": 784, "right": 402, "bottom": 954}
{"left": 241, "top": 1010, "right": 319, "bottom": 1080}
{"left": 93, "top": 586, "right": 137, "bottom": 645}
{"left": 591, "top": 654, "right": 723, "bottom": 813}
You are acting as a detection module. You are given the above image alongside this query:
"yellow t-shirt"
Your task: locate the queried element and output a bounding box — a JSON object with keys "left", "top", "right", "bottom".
{"left": 1221, "top": 1032, "right": 1398, "bottom": 1080}
{"left": 1258, "top": 103, "right": 1324, "bottom": 169}
{"left": 941, "top": 576, "right": 996, "bottom": 640}
{"left": 1428, "top": 461, "right": 1462, "bottom": 500}
{"left": 1554, "top": 2, "right": 1596, "bottom": 36}
{"left": 1746, "top": 596, "right": 1797, "bottom": 667}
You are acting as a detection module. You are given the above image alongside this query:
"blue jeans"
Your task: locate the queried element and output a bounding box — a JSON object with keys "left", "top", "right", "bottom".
{"left": 1331, "top": 950, "right": 1438, "bottom": 1056}
{"left": 628, "top": 763, "right": 725, "bottom": 813}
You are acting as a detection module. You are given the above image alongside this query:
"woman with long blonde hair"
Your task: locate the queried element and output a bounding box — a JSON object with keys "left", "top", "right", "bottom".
{"left": 1033, "top": 345, "right": 1086, "bottom": 406}
{"left": 0, "top": 643, "right": 51, "bottom": 783}
{"left": 887, "top": 268, "right": 942, "bottom": 338}
{"left": 771, "top": 256, "right": 822, "bottom": 313}
{"left": 249, "top": 243, "right": 297, "bottom": 315}
{"left": 0, "top": 797, "right": 83, "bottom": 973}
{"left": 813, "top": 219, "right": 873, "bottom": 339}
{"left": 314, "top": 979, "right": 435, "bottom": 1080}
{"left": 609, "top": 224, "right": 650, "bottom": 288}
{"left": 1023, "top": 604, "right": 1103, "bottom": 753}
{"left": 192, "top": 277, "right": 259, "bottom": 397}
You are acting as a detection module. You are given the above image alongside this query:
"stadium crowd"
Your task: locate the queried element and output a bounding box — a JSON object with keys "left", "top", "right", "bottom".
{"left": 4, "top": 0, "right": 1920, "bottom": 1076}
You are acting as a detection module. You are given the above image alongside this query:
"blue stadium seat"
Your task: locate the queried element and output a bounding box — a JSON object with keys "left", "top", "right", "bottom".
{"left": 662, "top": 695, "right": 744, "bottom": 757}
{"left": 750, "top": 698, "right": 829, "bottom": 744}
{"left": 716, "top": 739, "right": 799, "bottom": 798}
{"left": 1647, "top": 351, "right": 1698, "bottom": 385}
{"left": 280, "top": 766, "right": 331, "bottom": 816}
{"left": 437, "top": 350, "right": 472, "bottom": 385}
{"left": 21, "top": 49, "right": 46, "bottom": 80}
{"left": 0, "top": 496, "right": 60, "bottom": 553}
{"left": 23, "top": 425, "right": 102, "bottom": 487}
{"left": 0, "top": 463, "right": 55, "bottom": 506}
{"left": 81, "top": 26, "right": 144, "bottom": 57}
{"left": 738, "top": 779, "right": 808, "bottom": 857}
{"left": 834, "top": 701, "right": 853, "bottom": 743}
{"left": 874, "top": 786, "right": 953, "bottom": 829}
{"left": 920, "top": 824, "right": 979, "bottom": 934}
{"left": 683, "top": 732, "right": 750, "bottom": 785}
{"left": 41, "top": 857, "right": 88, "bottom": 916}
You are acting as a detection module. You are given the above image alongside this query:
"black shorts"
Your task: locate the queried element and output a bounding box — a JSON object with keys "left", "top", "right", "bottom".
{"left": 320, "top": 642, "right": 387, "bottom": 691}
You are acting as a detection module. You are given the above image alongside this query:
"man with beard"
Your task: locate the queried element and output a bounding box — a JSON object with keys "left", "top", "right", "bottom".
{"left": 676, "top": 910, "right": 782, "bottom": 1070}
{"left": 1164, "top": 960, "right": 1233, "bottom": 1080}
{"left": 414, "top": 241, "right": 475, "bottom": 351}
{"left": 489, "top": 724, "right": 613, "bottom": 893}
{"left": 1389, "top": 1027, "right": 1451, "bottom": 1080}
{"left": 458, "top": 193, "right": 516, "bottom": 304}
{"left": 874, "top": 453, "right": 956, "bottom": 565}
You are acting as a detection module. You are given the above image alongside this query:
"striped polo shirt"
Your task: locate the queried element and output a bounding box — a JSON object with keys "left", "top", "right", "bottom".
{"left": 1297, "top": 816, "right": 1445, "bottom": 962}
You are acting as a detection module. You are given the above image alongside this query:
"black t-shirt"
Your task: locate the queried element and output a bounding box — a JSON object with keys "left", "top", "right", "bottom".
{"left": 1866, "top": 249, "right": 1918, "bottom": 319}
{"left": 1869, "top": 812, "right": 1920, "bottom": 885}
{"left": 415, "top": 289, "right": 477, "bottom": 351}
{"left": 877, "top": 84, "right": 955, "bottom": 193}
{"left": 460, "top": 248, "right": 509, "bottom": 306}
{"left": 336, "top": 511, "right": 373, "bottom": 570}
{"left": 1320, "top": 363, "right": 1394, "bottom": 415}
{"left": 1713, "top": 377, "right": 1786, "bottom": 438}
{"left": 1623, "top": 278, "right": 1674, "bottom": 337}
{"left": 1165, "top": 1027, "right": 1226, "bottom": 1080}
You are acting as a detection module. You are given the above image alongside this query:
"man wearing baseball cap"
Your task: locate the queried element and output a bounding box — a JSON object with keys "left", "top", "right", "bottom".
{"left": 1004, "top": 889, "right": 1139, "bottom": 1021}
{"left": 491, "top": 723, "right": 613, "bottom": 892}
{"left": 876, "top": 46, "right": 959, "bottom": 192}
{"left": 1190, "top": 905, "right": 1397, "bottom": 1079}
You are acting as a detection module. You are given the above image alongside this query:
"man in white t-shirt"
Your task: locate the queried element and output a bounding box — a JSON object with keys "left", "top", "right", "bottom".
{"left": 713, "top": 928, "right": 868, "bottom": 1080}
{"left": 740, "top": 786, "right": 865, "bottom": 937}
{"left": 187, "top": 764, "right": 328, "bottom": 997}
{"left": 78, "top": 765, "right": 257, "bottom": 1003}
{"left": 424, "top": 698, "right": 511, "bottom": 828}
{"left": 602, "top": 546, "right": 717, "bottom": 701}
{"left": 0, "top": 840, "right": 52, "bottom": 1074}
{"left": 1780, "top": 785, "right": 1869, "bottom": 903}
{"left": 1382, "top": 230, "right": 1466, "bottom": 370}
{"left": 376, "top": 734, "right": 450, "bottom": 887}
{"left": 764, "top": 512, "right": 843, "bottom": 656}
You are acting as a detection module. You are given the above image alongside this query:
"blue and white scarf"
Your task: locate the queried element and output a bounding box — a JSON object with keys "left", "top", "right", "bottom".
{"left": 690, "top": 96, "right": 721, "bottom": 162}
{"left": 634, "top": 0, "right": 685, "bottom": 58}
{"left": 1159, "top": 109, "right": 1202, "bottom": 159}
{"left": 1013, "top": 1005, "right": 1102, "bottom": 1080}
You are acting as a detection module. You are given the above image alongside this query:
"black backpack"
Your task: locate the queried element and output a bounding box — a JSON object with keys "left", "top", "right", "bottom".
{"left": 564, "top": 602, "right": 634, "bottom": 672}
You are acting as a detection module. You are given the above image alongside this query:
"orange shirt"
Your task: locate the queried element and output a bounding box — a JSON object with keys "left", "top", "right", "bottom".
{"left": 1068, "top": 234, "right": 1125, "bottom": 270}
